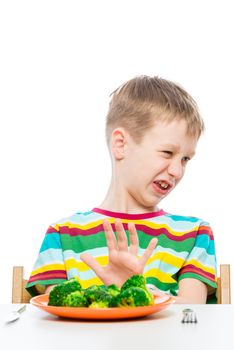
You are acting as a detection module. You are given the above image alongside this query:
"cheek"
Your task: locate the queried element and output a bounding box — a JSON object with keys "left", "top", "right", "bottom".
{"left": 176, "top": 168, "right": 186, "bottom": 182}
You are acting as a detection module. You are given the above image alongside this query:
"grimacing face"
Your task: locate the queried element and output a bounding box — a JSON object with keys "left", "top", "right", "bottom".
{"left": 117, "top": 119, "right": 198, "bottom": 210}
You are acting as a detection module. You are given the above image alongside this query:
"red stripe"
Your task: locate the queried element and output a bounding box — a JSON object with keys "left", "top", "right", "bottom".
{"left": 59, "top": 224, "right": 104, "bottom": 236}
{"left": 28, "top": 270, "right": 67, "bottom": 283}
{"left": 197, "top": 226, "right": 214, "bottom": 240}
{"left": 59, "top": 223, "right": 198, "bottom": 241}
{"left": 46, "top": 226, "right": 60, "bottom": 234}
{"left": 92, "top": 207, "right": 167, "bottom": 219}
{"left": 130, "top": 224, "right": 197, "bottom": 241}
{"left": 179, "top": 264, "right": 215, "bottom": 281}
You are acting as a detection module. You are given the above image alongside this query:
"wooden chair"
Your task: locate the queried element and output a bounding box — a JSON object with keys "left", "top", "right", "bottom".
{"left": 217, "top": 264, "right": 231, "bottom": 304}
{"left": 12, "top": 266, "right": 32, "bottom": 303}
{"left": 12, "top": 264, "right": 231, "bottom": 304}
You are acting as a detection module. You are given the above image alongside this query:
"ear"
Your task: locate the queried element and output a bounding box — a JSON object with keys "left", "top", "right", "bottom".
{"left": 111, "top": 128, "right": 127, "bottom": 160}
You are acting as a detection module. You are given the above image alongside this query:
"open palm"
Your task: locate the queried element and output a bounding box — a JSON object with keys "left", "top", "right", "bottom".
{"left": 80, "top": 218, "right": 158, "bottom": 287}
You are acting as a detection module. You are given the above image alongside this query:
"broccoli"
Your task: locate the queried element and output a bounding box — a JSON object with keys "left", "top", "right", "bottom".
{"left": 47, "top": 274, "right": 154, "bottom": 309}
{"left": 121, "top": 274, "right": 147, "bottom": 292}
{"left": 88, "top": 295, "right": 112, "bottom": 309}
{"left": 64, "top": 290, "right": 88, "bottom": 307}
{"left": 83, "top": 285, "right": 106, "bottom": 302}
{"left": 84, "top": 286, "right": 113, "bottom": 308}
{"left": 114, "top": 286, "right": 154, "bottom": 307}
{"left": 48, "top": 278, "right": 82, "bottom": 306}
{"left": 107, "top": 284, "right": 120, "bottom": 297}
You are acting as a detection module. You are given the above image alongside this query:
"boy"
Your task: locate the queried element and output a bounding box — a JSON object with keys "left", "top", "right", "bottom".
{"left": 26, "top": 76, "right": 217, "bottom": 303}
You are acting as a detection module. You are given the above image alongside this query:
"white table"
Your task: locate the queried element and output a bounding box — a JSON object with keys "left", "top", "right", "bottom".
{"left": 1, "top": 304, "right": 233, "bottom": 349}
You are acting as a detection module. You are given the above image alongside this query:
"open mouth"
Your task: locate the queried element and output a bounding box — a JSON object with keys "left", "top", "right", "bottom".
{"left": 153, "top": 180, "right": 172, "bottom": 193}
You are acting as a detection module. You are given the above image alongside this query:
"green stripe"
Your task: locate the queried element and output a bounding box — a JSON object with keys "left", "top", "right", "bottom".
{"left": 158, "top": 234, "right": 195, "bottom": 252}
{"left": 146, "top": 276, "right": 178, "bottom": 295}
{"left": 60, "top": 232, "right": 107, "bottom": 252}
{"left": 178, "top": 272, "right": 217, "bottom": 289}
{"left": 26, "top": 279, "right": 67, "bottom": 296}
{"left": 60, "top": 230, "right": 195, "bottom": 253}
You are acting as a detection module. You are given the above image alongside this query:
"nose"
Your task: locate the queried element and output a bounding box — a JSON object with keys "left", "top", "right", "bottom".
{"left": 167, "top": 159, "right": 184, "bottom": 180}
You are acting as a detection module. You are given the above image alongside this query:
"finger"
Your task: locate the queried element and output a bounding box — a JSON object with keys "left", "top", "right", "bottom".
{"left": 139, "top": 238, "right": 158, "bottom": 266}
{"left": 115, "top": 219, "right": 128, "bottom": 251}
{"left": 128, "top": 222, "right": 139, "bottom": 255}
{"left": 103, "top": 219, "right": 118, "bottom": 251}
{"left": 80, "top": 252, "right": 104, "bottom": 278}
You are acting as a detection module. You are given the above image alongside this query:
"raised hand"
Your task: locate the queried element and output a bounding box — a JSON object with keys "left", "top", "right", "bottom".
{"left": 80, "top": 218, "right": 158, "bottom": 287}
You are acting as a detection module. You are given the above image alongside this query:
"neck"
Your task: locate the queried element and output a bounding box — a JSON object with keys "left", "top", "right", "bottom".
{"left": 99, "top": 179, "right": 159, "bottom": 215}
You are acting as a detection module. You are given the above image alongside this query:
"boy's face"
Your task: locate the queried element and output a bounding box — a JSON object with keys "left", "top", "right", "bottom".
{"left": 118, "top": 119, "right": 198, "bottom": 210}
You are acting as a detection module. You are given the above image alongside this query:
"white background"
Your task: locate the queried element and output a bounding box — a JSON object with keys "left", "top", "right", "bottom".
{"left": 0, "top": 0, "right": 233, "bottom": 303}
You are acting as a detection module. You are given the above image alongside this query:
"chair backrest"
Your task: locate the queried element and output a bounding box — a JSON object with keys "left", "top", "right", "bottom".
{"left": 12, "top": 264, "right": 231, "bottom": 304}
{"left": 12, "top": 266, "right": 32, "bottom": 303}
{"left": 217, "top": 264, "right": 231, "bottom": 304}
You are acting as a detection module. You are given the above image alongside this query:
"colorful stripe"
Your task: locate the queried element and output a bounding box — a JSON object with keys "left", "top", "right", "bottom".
{"left": 26, "top": 209, "right": 217, "bottom": 301}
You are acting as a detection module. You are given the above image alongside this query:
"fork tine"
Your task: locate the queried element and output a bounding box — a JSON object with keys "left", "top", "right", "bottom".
{"left": 190, "top": 312, "right": 197, "bottom": 323}
{"left": 181, "top": 314, "right": 187, "bottom": 323}
{"left": 181, "top": 309, "right": 198, "bottom": 323}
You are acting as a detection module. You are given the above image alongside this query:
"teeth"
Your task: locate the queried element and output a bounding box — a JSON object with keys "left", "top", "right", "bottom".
{"left": 158, "top": 181, "right": 169, "bottom": 189}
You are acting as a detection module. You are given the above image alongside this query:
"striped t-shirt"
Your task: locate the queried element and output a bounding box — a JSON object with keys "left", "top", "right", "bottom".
{"left": 26, "top": 208, "right": 217, "bottom": 300}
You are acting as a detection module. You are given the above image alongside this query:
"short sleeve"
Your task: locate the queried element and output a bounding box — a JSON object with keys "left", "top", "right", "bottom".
{"left": 178, "top": 222, "right": 217, "bottom": 298}
{"left": 26, "top": 225, "right": 67, "bottom": 296}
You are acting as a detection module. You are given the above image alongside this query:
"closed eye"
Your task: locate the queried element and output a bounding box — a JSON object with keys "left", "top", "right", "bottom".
{"left": 162, "top": 151, "right": 173, "bottom": 156}
{"left": 182, "top": 156, "right": 191, "bottom": 163}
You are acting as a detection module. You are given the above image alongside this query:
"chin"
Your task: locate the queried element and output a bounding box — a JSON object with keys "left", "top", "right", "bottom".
{"left": 141, "top": 199, "right": 161, "bottom": 210}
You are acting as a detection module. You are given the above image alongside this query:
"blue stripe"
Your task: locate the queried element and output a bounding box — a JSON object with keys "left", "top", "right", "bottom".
{"left": 165, "top": 214, "right": 200, "bottom": 222}
{"left": 195, "top": 234, "right": 215, "bottom": 254}
{"left": 186, "top": 246, "right": 217, "bottom": 269}
{"left": 148, "top": 217, "right": 202, "bottom": 232}
{"left": 33, "top": 249, "right": 64, "bottom": 269}
{"left": 39, "top": 233, "right": 61, "bottom": 252}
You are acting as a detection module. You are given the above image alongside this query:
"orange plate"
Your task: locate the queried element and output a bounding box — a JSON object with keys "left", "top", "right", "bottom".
{"left": 30, "top": 294, "right": 175, "bottom": 320}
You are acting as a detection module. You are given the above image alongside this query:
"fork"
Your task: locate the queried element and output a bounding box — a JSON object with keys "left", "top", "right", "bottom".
{"left": 5, "top": 304, "right": 27, "bottom": 323}
{"left": 181, "top": 308, "right": 198, "bottom": 323}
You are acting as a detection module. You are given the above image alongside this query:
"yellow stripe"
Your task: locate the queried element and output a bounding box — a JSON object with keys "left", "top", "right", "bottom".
{"left": 144, "top": 268, "right": 176, "bottom": 283}
{"left": 184, "top": 259, "right": 216, "bottom": 275}
{"left": 31, "top": 263, "right": 66, "bottom": 276}
{"left": 126, "top": 220, "right": 199, "bottom": 236}
{"left": 54, "top": 219, "right": 198, "bottom": 237}
{"left": 54, "top": 219, "right": 104, "bottom": 231}
{"left": 64, "top": 256, "right": 108, "bottom": 271}
{"left": 146, "top": 251, "right": 184, "bottom": 268}
{"left": 76, "top": 276, "right": 104, "bottom": 289}
{"left": 76, "top": 270, "right": 175, "bottom": 288}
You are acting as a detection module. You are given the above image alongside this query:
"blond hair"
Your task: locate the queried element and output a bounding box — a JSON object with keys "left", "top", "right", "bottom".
{"left": 106, "top": 75, "right": 204, "bottom": 145}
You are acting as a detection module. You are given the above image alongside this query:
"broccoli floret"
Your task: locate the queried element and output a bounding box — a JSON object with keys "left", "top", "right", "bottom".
{"left": 107, "top": 284, "right": 120, "bottom": 297}
{"left": 48, "top": 275, "right": 154, "bottom": 309}
{"left": 115, "top": 286, "right": 154, "bottom": 307}
{"left": 48, "top": 278, "right": 82, "bottom": 306}
{"left": 84, "top": 286, "right": 113, "bottom": 308}
{"left": 108, "top": 295, "right": 120, "bottom": 307}
{"left": 64, "top": 290, "right": 88, "bottom": 307}
{"left": 121, "top": 274, "right": 146, "bottom": 292}
{"left": 89, "top": 296, "right": 111, "bottom": 309}
{"left": 84, "top": 285, "right": 107, "bottom": 303}
{"left": 99, "top": 284, "right": 109, "bottom": 292}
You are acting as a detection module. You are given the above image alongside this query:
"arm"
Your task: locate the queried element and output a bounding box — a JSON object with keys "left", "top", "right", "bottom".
{"left": 176, "top": 278, "right": 207, "bottom": 303}
{"left": 26, "top": 225, "right": 67, "bottom": 296}
{"left": 151, "top": 278, "right": 207, "bottom": 304}
{"left": 45, "top": 285, "right": 57, "bottom": 294}
{"left": 174, "top": 221, "right": 217, "bottom": 304}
